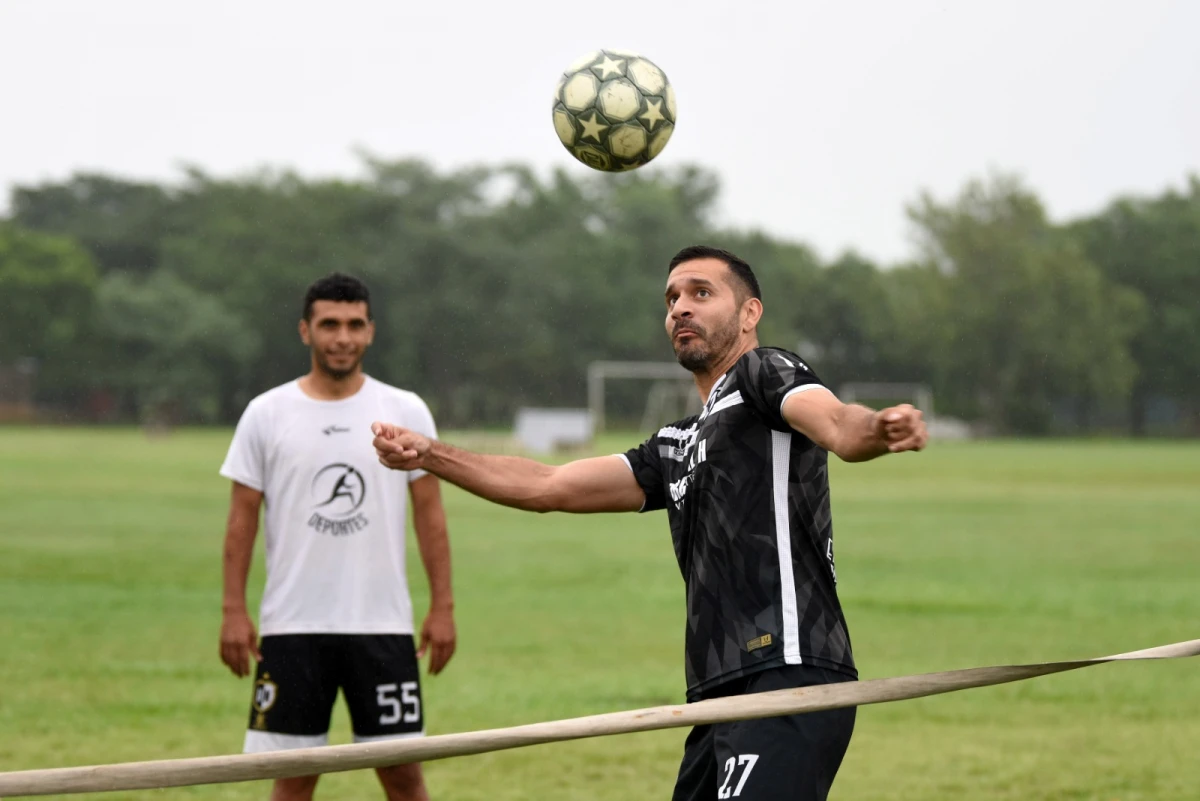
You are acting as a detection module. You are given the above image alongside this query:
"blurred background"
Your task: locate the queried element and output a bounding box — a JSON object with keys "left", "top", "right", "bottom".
{"left": 2, "top": 0, "right": 1198, "bottom": 437}
{"left": 2, "top": 2, "right": 1199, "bottom": 800}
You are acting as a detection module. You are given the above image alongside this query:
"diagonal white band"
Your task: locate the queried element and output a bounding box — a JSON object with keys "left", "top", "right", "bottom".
{"left": 1, "top": 637, "right": 1197, "bottom": 797}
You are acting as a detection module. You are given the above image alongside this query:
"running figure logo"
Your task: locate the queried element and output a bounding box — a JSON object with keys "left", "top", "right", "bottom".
{"left": 308, "top": 463, "right": 369, "bottom": 535}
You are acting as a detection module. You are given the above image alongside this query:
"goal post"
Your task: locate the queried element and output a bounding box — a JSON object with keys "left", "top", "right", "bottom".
{"left": 838, "top": 382, "right": 934, "bottom": 419}
{"left": 587, "top": 360, "right": 699, "bottom": 433}
{"left": 586, "top": 368, "right": 936, "bottom": 433}
{"left": 583, "top": 366, "right": 936, "bottom": 431}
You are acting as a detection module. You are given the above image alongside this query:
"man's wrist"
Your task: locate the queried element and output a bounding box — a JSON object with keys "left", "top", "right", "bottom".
{"left": 425, "top": 439, "right": 452, "bottom": 471}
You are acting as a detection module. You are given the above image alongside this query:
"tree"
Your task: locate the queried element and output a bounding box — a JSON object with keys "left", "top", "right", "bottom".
{"left": 11, "top": 175, "right": 173, "bottom": 275}
{"left": 907, "top": 173, "right": 1144, "bottom": 433}
{"left": 791, "top": 251, "right": 894, "bottom": 389}
{"left": 1069, "top": 176, "right": 1200, "bottom": 434}
{"left": 0, "top": 224, "right": 100, "bottom": 401}
{"left": 8, "top": 161, "right": 1192, "bottom": 435}
{"left": 94, "top": 270, "right": 261, "bottom": 424}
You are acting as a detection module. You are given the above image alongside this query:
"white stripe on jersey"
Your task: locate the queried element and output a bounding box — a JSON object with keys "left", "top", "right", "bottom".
{"left": 705, "top": 374, "right": 729, "bottom": 405}
{"left": 657, "top": 425, "right": 699, "bottom": 460}
{"left": 657, "top": 424, "right": 697, "bottom": 442}
{"left": 615, "top": 454, "right": 650, "bottom": 513}
{"left": 771, "top": 430, "right": 803, "bottom": 665}
{"left": 779, "top": 383, "right": 830, "bottom": 414}
{"left": 708, "top": 390, "right": 744, "bottom": 416}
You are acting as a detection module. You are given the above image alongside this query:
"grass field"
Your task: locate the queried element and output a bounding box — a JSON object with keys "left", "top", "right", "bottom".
{"left": 1, "top": 427, "right": 1198, "bottom": 800}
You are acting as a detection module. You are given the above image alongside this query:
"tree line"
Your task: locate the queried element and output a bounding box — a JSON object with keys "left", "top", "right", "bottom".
{"left": 1, "top": 159, "right": 1197, "bottom": 435}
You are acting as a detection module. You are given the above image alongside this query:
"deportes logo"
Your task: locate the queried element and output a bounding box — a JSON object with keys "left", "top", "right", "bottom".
{"left": 308, "top": 463, "right": 369, "bottom": 536}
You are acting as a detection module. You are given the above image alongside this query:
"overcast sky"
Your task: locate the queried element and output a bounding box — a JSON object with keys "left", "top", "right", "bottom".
{"left": 2, "top": 0, "right": 1197, "bottom": 264}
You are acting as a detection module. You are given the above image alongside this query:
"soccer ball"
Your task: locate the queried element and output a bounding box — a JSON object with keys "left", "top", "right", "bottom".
{"left": 552, "top": 49, "right": 676, "bottom": 172}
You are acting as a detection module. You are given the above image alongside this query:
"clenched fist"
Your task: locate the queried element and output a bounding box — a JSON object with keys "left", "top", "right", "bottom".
{"left": 372, "top": 421, "right": 433, "bottom": 470}
{"left": 873, "top": 404, "right": 928, "bottom": 453}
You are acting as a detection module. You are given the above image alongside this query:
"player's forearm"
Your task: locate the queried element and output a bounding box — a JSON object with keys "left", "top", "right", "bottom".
{"left": 425, "top": 440, "right": 561, "bottom": 512}
{"left": 413, "top": 513, "right": 453, "bottom": 611}
{"left": 831, "top": 404, "right": 890, "bottom": 463}
{"left": 221, "top": 514, "right": 258, "bottom": 613}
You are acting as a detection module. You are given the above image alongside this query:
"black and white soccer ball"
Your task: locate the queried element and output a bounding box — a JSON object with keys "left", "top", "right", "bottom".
{"left": 552, "top": 49, "right": 676, "bottom": 172}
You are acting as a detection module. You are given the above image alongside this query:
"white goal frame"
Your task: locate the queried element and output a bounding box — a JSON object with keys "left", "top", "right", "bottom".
{"left": 587, "top": 370, "right": 935, "bottom": 432}
{"left": 838, "top": 382, "right": 934, "bottom": 418}
{"left": 587, "top": 361, "right": 698, "bottom": 433}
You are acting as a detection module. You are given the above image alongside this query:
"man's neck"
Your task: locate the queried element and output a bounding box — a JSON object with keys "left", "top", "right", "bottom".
{"left": 298, "top": 369, "right": 366, "bottom": 401}
{"left": 691, "top": 339, "right": 758, "bottom": 401}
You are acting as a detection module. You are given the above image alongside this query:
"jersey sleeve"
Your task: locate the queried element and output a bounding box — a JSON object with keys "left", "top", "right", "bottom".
{"left": 404, "top": 394, "right": 439, "bottom": 484}
{"left": 735, "top": 348, "right": 828, "bottom": 432}
{"left": 219, "top": 400, "right": 267, "bottom": 492}
{"left": 620, "top": 435, "right": 667, "bottom": 513}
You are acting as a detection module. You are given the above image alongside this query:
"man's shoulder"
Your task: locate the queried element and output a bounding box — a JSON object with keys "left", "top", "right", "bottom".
{"left": 241, "top": 380, "right": 302, "bottom": 415}
{"left": 740, "top": 346, "right": 810, "bottom": 370}
{"left": 366, "top": 377, "right": 434, "bottom": 416}
{"left": 732, "top": 347, "right": 821, "bottom": 387}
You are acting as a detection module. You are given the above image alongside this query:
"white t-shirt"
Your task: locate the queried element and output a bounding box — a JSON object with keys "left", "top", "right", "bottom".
{"left": 219, "top": 375, "right": 437, "bottom": 636}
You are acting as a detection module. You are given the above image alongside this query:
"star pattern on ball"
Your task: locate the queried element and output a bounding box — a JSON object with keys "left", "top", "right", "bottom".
{"left": 578, "top": 111, "right": 609, "bottom": 143}
{"left": 554, "top": 50, "right": 674, "bottom": 172}
{"left": 639, "top": 99, "right": 666, "bottom": 130}
{"left": 591, "top": 55, "right": 625, "bottom": 80}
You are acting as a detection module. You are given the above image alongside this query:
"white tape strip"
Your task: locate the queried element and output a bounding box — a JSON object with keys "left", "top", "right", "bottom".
{"left": 1, "top": 637, "right": 1197, "bottom": 797}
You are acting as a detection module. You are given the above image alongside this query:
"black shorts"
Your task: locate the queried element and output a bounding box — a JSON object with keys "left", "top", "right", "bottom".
{"left": 672, "top": 665, "right": 856, "bottom": 801}
{"left": 244, "top": 634, "right": 424, "bottom": 753}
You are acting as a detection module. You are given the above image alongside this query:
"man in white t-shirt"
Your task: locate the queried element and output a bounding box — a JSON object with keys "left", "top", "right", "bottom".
{"left": 218, "top": 273, "right": 455, "bottom": 801}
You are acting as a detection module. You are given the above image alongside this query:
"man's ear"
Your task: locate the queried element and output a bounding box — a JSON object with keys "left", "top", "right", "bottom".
{"left": 741, "top": 297, "right": 763, "bottom": 332}
{"left": 299, "top": 318, "right": 311, "bottom": 346}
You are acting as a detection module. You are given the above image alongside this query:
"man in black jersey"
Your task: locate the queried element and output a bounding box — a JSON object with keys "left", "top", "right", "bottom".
{"left": 370, "top": 245, "right": 927, "bottom": 800}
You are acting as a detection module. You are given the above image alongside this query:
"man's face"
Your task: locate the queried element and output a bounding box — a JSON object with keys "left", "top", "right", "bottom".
{"left": 299, "top": 300, "right": 374, "bottom": 379}
{"left": 664, "top": 258, "right": 745, "bottom": 373}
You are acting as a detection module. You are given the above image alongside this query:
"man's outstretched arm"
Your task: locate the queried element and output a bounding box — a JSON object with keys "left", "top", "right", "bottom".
{"left": 781, "top": 388, "right": 928, "bottom": 462}
{"left": 372, "top": 422, "right": 645, "bottom": 513}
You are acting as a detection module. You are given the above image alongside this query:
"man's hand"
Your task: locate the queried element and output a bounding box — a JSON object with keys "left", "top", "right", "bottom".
{"left": 418, "top": 605, "right": 457, "bottom": 676}
{"left": 873, "top": 404, "right": 928, "bottom": 453}
{"left": 220, "top": 609, "right": 262, "bottom": 678}
{"left": 372, "top": 422, "right": 432, "bottom": 471}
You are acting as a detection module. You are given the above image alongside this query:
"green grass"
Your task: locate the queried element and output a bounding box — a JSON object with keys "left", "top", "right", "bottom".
{"left": 1, "top": 428, "right": 1198, "bottom": 800}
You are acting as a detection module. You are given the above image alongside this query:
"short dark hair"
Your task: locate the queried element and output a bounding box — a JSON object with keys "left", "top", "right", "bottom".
{"left": 302, "top": 272, "right": 372, "bottom": 320}
{"left": 667, "top": 245, "right": 762, "bottom": 301}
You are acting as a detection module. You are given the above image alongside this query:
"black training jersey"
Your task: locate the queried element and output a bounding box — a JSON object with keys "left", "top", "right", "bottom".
{"left": 622, "top": 347, "right": 856, "bottom": 699}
